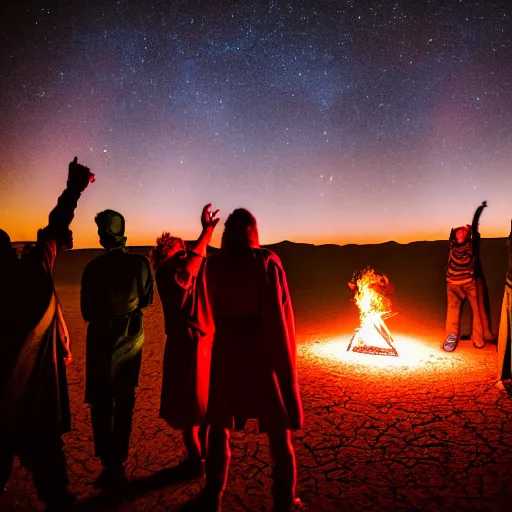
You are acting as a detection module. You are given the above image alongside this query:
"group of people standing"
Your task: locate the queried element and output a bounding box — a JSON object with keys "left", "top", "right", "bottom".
{"left": 1, "top": 158, "right": 511, "bottom": 512}
{"left": 0, "top": 158, "right": 305, "bottom": 512}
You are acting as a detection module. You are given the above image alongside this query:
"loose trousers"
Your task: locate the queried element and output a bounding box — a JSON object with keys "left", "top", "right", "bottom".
{"left": 90, "top": 386, "right": 136, "bottom": 466}
{"left": 445, "top": 280, "right": 484, "bottom": 347}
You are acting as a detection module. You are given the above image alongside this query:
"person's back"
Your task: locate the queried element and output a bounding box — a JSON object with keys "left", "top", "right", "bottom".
{"left": 81, "top": 210, "right": 153, "bottom": 488}
{"left": 199, "top": 208, "right": 305, "bottom": 512}
{"left": 207, "top": 250, "right": 262, "bottom": 319}
{"left": 0, "top": 157, "right": 94, "bottom": 508}
{"left": 81, "top": 249, "right": 152, "bottom": 322}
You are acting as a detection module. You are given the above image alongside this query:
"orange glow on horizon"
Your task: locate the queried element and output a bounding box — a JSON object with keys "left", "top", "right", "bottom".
{"left": 3, "top": 222, "right": 509, "bottom": 250}
{"left": 1, "top": 199, "right": 509, "bottom": 250}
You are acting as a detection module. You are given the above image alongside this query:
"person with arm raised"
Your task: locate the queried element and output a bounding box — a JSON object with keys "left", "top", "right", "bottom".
{"left": 0, "top": 157, "right": 94, "bottom": 509}
{"left": 191, "top": 208, "right": 305, "bottom": 512}
{"left": 151, "top": 204, "right": 219, "bottom": 479}
{"left": 442, "top": 201, "right": 489, "bottom": 352}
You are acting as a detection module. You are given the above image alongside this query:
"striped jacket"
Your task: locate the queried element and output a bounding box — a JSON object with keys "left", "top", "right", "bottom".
{"left": 447, "top": 229, "right": 476, "bottom": 285}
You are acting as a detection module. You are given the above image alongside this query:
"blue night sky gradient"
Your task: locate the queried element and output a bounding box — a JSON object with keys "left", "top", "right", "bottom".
{"left": 0, "top": 0, "right": 510, "bottom": 247}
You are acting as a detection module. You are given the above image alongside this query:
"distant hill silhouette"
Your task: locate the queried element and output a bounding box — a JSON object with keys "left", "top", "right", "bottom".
{"left": 45, "top": 237, "right": 509, "bottom": 338}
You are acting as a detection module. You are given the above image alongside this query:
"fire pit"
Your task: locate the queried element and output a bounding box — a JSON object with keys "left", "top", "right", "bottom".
{"left": 346, "top": 267, "right": 398, "bottom": 357}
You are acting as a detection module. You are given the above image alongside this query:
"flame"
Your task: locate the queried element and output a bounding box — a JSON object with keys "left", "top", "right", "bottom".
{"left": 348, "top": 267, "right": 397, "bottom": 356}
{"left": 352, "top": 267, "right": 392, "bottom": 322}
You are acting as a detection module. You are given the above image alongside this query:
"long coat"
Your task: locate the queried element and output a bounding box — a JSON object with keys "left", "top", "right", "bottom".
{"left": 497, "top": 232, "right": 512, "bottom": 381}
{"left": 205, "top": 248, "right": 303, "bottom": 433}
{"left": 157, "top": 250, "right": 214, "bottom": 429}
{"left": 0, "top": 187, "right": 81, "bottom": 439}
{"left": 81, "top": 249, "right": 153, "bottom": 403}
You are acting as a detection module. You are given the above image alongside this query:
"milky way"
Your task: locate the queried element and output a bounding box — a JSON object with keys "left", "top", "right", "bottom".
{"left": 0, "top": 0, "right": 510, "bottom": 247}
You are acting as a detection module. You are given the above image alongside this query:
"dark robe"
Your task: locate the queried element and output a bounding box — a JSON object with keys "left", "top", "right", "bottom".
{"left": 156, "top": 250, "right": 214, "bottom": 429}
{"left": 0, "top": 186, "right": 80, "bottom": 438}
{"left": 497, "top": 231, "right": 512, "bottom": 381}
{"left": 81, "top": 249, "right": 153, "bottom": 404}
{"left": 205, "top": 248, "right": 303, "bottom": 433}
{"left": 472, "top": 205, "right": 494, "bottom": 339}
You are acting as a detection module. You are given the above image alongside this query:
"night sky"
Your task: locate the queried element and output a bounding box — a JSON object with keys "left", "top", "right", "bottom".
{"left": 0, "top": 0, "right": 510, "bottom": 248}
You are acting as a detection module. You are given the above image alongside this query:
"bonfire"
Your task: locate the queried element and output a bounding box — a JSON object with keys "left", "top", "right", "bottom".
{"left": 346, "top": 267, "right": 398, "bottom": 357}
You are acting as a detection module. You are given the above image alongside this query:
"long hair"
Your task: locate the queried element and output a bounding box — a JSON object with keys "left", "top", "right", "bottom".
{"left": 220, "top": 208, "right": 260, "bottom": 253}
{"left": 150, "top": 232, "right": 186, "bottom": 268}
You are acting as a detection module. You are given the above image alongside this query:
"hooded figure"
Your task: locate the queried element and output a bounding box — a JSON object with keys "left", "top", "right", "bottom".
{"left": 0, "top": 157, "right": 93, "bottom": 509}
{"left": 496, "top": 220, "right": 512, "bottom": 387}
{"left": 81, "top": 209, "right": 153, "bottom": 487}
{"left": 443, "top": 201, "right": 493, "bottom": 352}
{"left": 151, "top": 204, "right": 218, "bottom": 479}
{"left": 193, "top": 208, "right": 305, "bottom": 512}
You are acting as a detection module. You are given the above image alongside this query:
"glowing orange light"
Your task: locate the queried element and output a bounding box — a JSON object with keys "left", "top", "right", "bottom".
{"left": 347, "top": 267, "right": 398, "bottom": 356}
{"left": 311, "top": 334, "right": 449, "bottom": 370}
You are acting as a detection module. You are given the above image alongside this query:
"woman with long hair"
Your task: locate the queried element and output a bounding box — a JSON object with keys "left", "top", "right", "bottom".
{"left": 199, "top": 208, "right": 305, "bottom": 512}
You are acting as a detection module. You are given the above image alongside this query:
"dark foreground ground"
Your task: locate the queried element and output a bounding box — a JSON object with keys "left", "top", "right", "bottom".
{"left": 2, "top": 240, "right": 512, "bottom": 511}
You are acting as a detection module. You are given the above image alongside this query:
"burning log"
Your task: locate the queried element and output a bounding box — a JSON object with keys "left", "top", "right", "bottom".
{"left": 347, "top": 267, "right": 398, "bottom": 357}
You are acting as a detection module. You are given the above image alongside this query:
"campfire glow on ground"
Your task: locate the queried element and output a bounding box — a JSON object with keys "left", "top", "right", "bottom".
{"left": 308, "top": 267, "right": 455, "bottom": 370}
{"left": 311, "top": 334, "right": 446, "bottom": 369}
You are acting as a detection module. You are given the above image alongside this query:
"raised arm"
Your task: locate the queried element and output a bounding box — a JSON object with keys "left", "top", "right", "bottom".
{"left": 189, "top": 204, "right": 220, "bottom": 258}
{"left": 471, "top": 200, "right": 487, "bottom": 236}
{"left": 38, "top": 157, "right": 95, "bottom": 250}
{"left": 177, "top": 204, "right": 220, "bottom": 284}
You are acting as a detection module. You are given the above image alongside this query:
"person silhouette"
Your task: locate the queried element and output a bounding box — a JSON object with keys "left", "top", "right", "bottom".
{"left": 0, "top": 157, "right": 94, "bottom": 510}
{"left": 443, "top": 201, "right": 493, "bottom": 352}
{"left": 194, "top": 208, "right": 305, "bottom": 512}
{"left": 151, "top": 204, "right": 219, "bottom": 479}
{"left": 496, "top": 219, "right": 512, "bottom": 390}
{"left": 81, "top": 209, "right": 153, "bottom": 488}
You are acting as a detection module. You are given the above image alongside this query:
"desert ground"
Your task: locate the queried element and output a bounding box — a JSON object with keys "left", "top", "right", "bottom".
{"left": 1, "top": 239, "right": 512, "bottom": 512}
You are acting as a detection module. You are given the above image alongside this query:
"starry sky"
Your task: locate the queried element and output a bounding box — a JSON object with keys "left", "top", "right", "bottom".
{"left": 0, "top": 0, "right": 511, "bottom": 248}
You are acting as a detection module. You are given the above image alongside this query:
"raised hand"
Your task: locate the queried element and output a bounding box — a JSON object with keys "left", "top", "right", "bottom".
{"left": 201, "top": 203, "right": 220, "bottom": 230}
{"left": 67, "top": 156, "right": 95, "bottom": 192}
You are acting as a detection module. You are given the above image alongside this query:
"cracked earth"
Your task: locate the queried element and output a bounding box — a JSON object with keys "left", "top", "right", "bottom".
{"left": 1, "top": 285, "right": 512, "bottom": 512}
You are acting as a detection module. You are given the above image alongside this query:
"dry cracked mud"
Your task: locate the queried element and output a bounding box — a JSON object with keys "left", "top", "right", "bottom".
{"left": 1, "top": 286, "right": 511, "bottom": 512}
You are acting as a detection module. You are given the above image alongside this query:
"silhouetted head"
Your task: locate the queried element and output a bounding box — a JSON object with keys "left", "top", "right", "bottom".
{"left": 450, "top": 225, "right": 471, "bottom": 244}
{"left": 95, "top": 210, "right": 127, "bottom": 250}
{"left": 150, "top": 232, "right": 186, "bottom": 268}
{"left": 221, "top": 208, "right": 260, "bottom": 253}
{"left": 0, "top": 229, "right": 18, "bottom": 266}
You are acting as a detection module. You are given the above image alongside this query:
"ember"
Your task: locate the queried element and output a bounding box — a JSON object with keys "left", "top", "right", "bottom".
{"left": 347, "top": 267, "right": 398, "bottom": 357}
